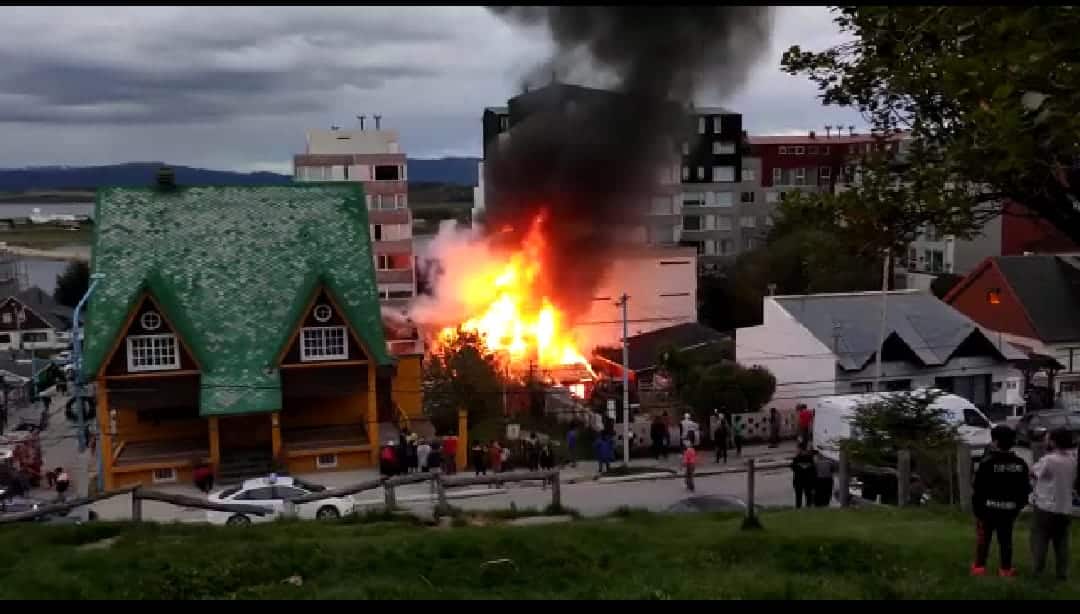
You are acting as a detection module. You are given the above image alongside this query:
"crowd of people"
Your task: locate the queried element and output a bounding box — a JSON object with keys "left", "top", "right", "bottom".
{"left": 379, "top": 428, "right": 457, "bottom": 477}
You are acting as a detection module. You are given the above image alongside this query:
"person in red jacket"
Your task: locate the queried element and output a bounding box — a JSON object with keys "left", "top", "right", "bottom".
{"left": 797, "top": 404, "right": 814, "bottom": 445}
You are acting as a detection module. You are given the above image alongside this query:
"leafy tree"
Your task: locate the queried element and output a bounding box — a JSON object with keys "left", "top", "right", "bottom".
{"left": 782, "top": 6, "right": 1080, "bottom": 245}
{"left": 53, "top": 261, "right": 90, "bottom": 309}
{"left": 423, "top": 329, "right": 505, "bottom": 434}
{"left": 657, "top": 345, "right": 777, "bottom": 429}
{"left": 840, "top": 391, "right": 960, "bottom": 467}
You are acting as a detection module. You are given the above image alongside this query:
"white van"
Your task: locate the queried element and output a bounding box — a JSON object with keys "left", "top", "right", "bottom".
{"left": 812, "top": 390, "right": 992, "bottom": 462}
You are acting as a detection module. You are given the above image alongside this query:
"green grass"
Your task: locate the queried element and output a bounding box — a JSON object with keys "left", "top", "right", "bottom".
{"left": 0, "top": 225, "right": 91, "bottom": 248}
{"left": 3, "top": 508, "right": 1080, "bottom": 599}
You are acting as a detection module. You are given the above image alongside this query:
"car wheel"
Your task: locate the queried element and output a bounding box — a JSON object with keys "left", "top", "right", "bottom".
{"left": 226, "top": 514, "right": 251, "bottom": 526}
{"left": 316, "top": 505, "right": 341, "bottom": 520}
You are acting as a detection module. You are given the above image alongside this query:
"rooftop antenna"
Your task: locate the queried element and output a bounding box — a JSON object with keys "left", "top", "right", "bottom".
{"left": 848, "top": 125, "right": 855, "bottom": 137}
{"left": 357, "top": 115, "right": 366, "bottom": 130}
{"left": 374, "top": 114, "right": 382, "bottom": 130}
{"left": 825, "top": 124, "right": 832, "bottom": 138}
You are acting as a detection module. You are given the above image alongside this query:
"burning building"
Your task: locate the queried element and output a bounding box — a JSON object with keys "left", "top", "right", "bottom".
{"left": 412, "top": 7, "right": 773, "bottom": 404}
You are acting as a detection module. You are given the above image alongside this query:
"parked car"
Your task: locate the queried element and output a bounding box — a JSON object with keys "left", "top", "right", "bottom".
{"left": 1014, "top": 410, "right": 1080, "bottom": 447}
{"left": 206, "top": 475, "right": 353, "bottom": 526}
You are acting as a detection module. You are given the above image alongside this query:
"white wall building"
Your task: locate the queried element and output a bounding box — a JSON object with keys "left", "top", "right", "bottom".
{"left": 736, "top": 290, "right": 1025, "bottom": 411}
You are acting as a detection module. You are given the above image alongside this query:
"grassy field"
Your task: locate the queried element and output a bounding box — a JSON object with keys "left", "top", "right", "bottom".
{"left": 3, "top": 507, "right": 1080, "bottom": 599}
{"left": 0, "top": 225, "right": 91, "bottom": 248}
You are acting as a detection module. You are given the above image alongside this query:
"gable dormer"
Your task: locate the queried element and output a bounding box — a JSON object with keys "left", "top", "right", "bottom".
{"left": 103, "top": 294, "right": 198, "bottom": 376}
{"left": 280, "top": 287, "right": 370, "bottom": 365}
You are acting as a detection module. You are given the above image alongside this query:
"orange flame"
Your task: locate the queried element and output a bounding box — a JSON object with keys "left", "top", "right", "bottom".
{"left": 436, "top": 214, "right": 592, "bottom": 372}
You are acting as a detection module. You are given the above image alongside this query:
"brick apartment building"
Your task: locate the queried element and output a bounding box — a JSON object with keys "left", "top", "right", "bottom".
{"left": 293, "top": 123, "right": 421, "bottom": 355}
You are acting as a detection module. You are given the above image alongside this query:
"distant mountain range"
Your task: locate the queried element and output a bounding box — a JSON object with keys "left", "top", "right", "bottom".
{"left": 0, "top": 157, "right": 479, "bottom": 192}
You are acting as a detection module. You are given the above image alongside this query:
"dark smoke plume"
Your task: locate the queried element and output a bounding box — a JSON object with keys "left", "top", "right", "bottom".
{"left": 484, "top": 6, "right": 774, "bottom": 317}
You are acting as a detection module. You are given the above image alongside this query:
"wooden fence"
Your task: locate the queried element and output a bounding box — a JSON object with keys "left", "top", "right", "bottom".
{"left": 0, "top": 470, "right": 562, "bottom": 524}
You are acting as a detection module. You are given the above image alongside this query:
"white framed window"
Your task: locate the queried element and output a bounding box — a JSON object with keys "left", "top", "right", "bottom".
{"left": 2, "top": 313, "right": 10, "bottom": 324}
{"left": 682, "top": 142, "right": 690, "bottom": 155}
{"left": 712, "top": 141, "right": 736, "bottom": 155}
{"left": 696, "top": 166, "right": 705, "bottom": 180}
{"left": 778, "top": 146, "right": 788, "bottom": 155}
{"left": 712, "top": 166, "right": 735, "bottom": 182}
{"left": 766, "top": 191, "right": 781, "bottom": 204}
{"left": 365, "top": 195, "right": 373, "bottom": 210}
{"left": 316, "top": 454, "right": 338, "bottom": 469}
{"left": 394, "top": 194, "right": 407, "bottom": 209}
{"left": 140, "top": 311, "right": 162, "bottom": 331}
{"left": 794, "top": 168, "right": 806, "bottom": 185}
{"left": 682, "top": 193, "right": 706, "bottom": 208}
{"left": 681, "top": 166, "right": 690, "bottom": 181}
{"left": 713, "top": 192, "right": 733, "bottom": 207}
{"left": 716, "top": 216, "right": 733, "bottom": 231}
{"left": 698, "top": 117, "right": 706, "bottom": 134}
{"left": 820, "top": 167, "right": 831, "bottom": 181}
{"left": 127, "top": 334, "right": 180, "bottom": 372}
{"left": 313, "top": 304, "right": 333, "bottom": 323}
{"left": 152, "top": 467, "right": 177, "bottom": 484}
{"left": 712, "top": 116, "right": 722, "bottom": 134}
{"left": 300, "top": 326, "right": 348, "bottom": 362}
{"left": 742, "top": 168, "right": 756, "bottom": 181}
{"left": 792, "top": 146, "right": 805, "bottom": 155}
{"left": 704, "top": 240, "right": 718, "bottom": 256}
{"left": 740, "top": 216, "right": 756, "bottom": 228}
{"left": 376, "top": 255, "right": 390, "bottom": 270}
{"left": 772, "top": 168, "right": 782, "bottom": 185}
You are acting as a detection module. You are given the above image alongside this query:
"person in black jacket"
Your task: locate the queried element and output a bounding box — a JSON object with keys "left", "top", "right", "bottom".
{"left": 790, "top": 442, "right": 816, "bottom": 509}
{"left": 971, "top": 425, "right": 1031, "bottom": 577}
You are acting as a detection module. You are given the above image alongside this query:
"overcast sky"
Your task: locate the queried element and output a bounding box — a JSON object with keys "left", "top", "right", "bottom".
{"left": 0, "top": 6, "right": 863, "bottom": 173}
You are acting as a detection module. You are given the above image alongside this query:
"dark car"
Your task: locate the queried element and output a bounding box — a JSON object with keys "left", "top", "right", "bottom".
{"left": 1015, "top": 410, "right": 1080, "bottom": 447}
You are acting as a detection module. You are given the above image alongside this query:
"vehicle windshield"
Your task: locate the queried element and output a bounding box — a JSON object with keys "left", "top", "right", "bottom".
{"left": 217, "top": 486, "right": 241, "bottom": 499}
{"left": 963, "top": 408, "right": 990, "bottom": 429}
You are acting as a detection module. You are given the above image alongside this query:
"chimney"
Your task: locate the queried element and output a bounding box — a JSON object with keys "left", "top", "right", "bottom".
{"left": 357, "top": 115, "right": 366, "bottom": 130}
{"left": 374, "top": 114, "right": 382, "bottom": 130}
{"left": 156, "top": 166, "right": 176, "bottom": 190}
{"left": 848, "top": 125, "right": 856, "bottom": 137}
{"left": 825, "top": 124, "right": 832, "bottom": 138}
{"left": 808, "top": 130, "right": 816, "bottom": 139}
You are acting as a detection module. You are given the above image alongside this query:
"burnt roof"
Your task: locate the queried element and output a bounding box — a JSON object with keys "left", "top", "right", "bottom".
{"left": 595, "top": 322, "right": 728, "bottom": 372}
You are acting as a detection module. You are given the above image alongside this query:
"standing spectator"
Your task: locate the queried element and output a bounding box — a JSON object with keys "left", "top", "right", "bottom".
{"left": 398, "top": 429, "right": 410, "bottom": 473}
{"left": 790, "top": 443, "right": 816, "bottom": 509}
{"left": 733, "top": 417, "right": 744, "bottom": 457}
{"left": 193, "top": 460, "right": 215, "bottom": 495}
{"left": 812, "top": 450, "right": 834, "bottom": 507}
{"left": 566, "top": 425, "right": 578, "bottom": 467}
{"left": 1030, "top": 428, "right": 1077, "bottom": 580}
{"left": 797, "top": 404, "right": 813, "bottom": 445}
{"left": 488, "top": 440, "right": 503, "bottom": 474}
{"left": 471, "top": 440, "right": 487, "bottom": 476}
{"left": 594, "top": 432, "right": 614, "bottom": 474}
{"left": 54, "top": 467, "right": 70, "bottom": 502}
{"left": 540, "top": 442, "right": 555, "bottom": 471}
{"left": 650, "top": 415, "right": 667, "bottom": 460}
{"left": 417, "top": 438, "right": 432, "bottom": 473}
{"left": 680, "top": 413, "right": 699, "bottom": 449}
{"left": 443, "top": 435, "right": 458, "bottom": 474}
{"left": 527, "top": 433, "right": 541, "bottom": 471}
{"left": 683, "top": 445, "right": 697, "bottom": 492}
{"left": 380, "top": 442, "right": 397, "bottom": 477}
{"left": 714, "top": 416, "right": 730, "bottom": 464}
{"left": 971, "top": 425, "right": 1030, "bottom": 577}
{"left": 768, "top": 407, "right": 781, "bottom": 448}
{"left": 500, "top": 444, "right": 511, "bottom": 472}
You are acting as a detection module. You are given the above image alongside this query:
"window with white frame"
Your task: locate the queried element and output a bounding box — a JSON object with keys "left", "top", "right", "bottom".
{"left": 713, "top": 141, "right": 736, "bottom": 155}
{"left": 300, "top": 326, "right": 348, "bottom": 361}
{"left": 682, "top": 193, "right": 706, "bottom": 208}
{"left": 772, "top": 168, "right": 782, "bottom": 185}
{"left": 698, "top": 117, "right": 706, "bottom": 134}
{"left": 712, "top": 116, "right": 722, "bottom": 134}
{"left": 712, "top": 166, "right": 735, "bottom": 182}
{"left": 376, "top": 254, "right": 391, "bottom": 270}
{"left": 820, "top": 166, "right": 831, "bottom": 181}
{"left": 682, "top": 142, "right": 690, "bottom": 155}
{"left": 681, "top": 166, "right": 690, "bottom": 181}
{"left": 394, "top": 194, "right": 407, "bottom": 209}
{"left": 792, "top": 146, "right": 805, "bottom": 155}
{"left": 794, "top": 168, "right": 806, "bottom": 184}
{"left": 152, "top": 467, "right": 177, "bottom": 484}
{"left": 127, "top": 334, "right": 180, "bottom": 372}
{"left": 1, "top": 313, "right": 10, "bottom": 324}
{"left": 765, "top": 191, "right": 781, "bottom": 204}
{"left": 696, "top": 166, "right": 705, "bottom": 180}
{"left": 740, "top": 216, "right": 756, "bottom": 228}
{"left": 742, "top": 168, "right": 756, "bottom": 181}
{"left": 316, "top": 453, "right": 338, "bottom": 469}
{"left": 713, "top": 192, "right": 733, "bottom": 207}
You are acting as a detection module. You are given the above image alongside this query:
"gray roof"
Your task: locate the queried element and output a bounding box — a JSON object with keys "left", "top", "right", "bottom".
{"left": 995, "top": 255, "right": 1080, "bottom": 343}
{"left": 595, "top": 322, "right": 728, "bottom": 372}
{"left": 774, "top": 290, "right": 1024, "bottom": 371}
{"left": 6, "top": 286, "right": 73, "bottom": 330}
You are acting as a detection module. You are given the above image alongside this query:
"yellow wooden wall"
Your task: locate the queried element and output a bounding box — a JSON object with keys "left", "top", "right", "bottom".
{"left": 392, "top": 355, "right": 423, "bottom": 419}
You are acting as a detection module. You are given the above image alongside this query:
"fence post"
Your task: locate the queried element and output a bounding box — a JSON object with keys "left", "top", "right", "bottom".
{"left": 741, "top": 458, "right": 762, "bottom": 530}
{"left": 550, "top": 471, "right": 561, "bottom": 511}
{"left": 897, "top": 449, "right": 912, "bottom": 507}
{"left": 435, "top": 474, "right": 449, "bottom": 517}
{"left": 837, "top": 449, "right": 851, "bottom": 508}
{"left": 384, "top": 481, "right": 397, "bottom": 511}
{"left": 956, "top": 445, "right": 973, "bottom": 512}
{"left": 131, "top": 488, "right": 142, "bottom": 522}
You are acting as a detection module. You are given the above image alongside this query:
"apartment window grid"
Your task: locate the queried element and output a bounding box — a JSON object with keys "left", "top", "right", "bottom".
{"left": 772, "top": 168, "right": 782, "bottom": 185}
{"left": 300, "top": 326, "right": 348, "bottom": 362}
{"left": 712, "top": 166, "right": 735, "bottom": 182}
{"left": 697, "top": 166, "right": 705, "bottom": 180}
{"left": 127, "top": 334, "right": 180, "bottom": 372}
{"left": 713, "top": 192, "right": 733, "bottom": 207}
{"left": 742, "top": 168, "right": 756, "bottom": 181}
{"left": 713, "top": 141, "right": 736, "bottom": 155}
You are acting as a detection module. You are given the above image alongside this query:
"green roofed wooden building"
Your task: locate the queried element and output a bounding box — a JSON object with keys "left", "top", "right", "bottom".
{"left": 86, "top": 173, "right": 418, "bottom": 488}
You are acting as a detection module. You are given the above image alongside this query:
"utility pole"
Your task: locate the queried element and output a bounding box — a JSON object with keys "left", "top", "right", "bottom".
{"left": 873, "top": 250, "right": 891, "bottom": 392}
{"left": 616, "top": 293, "right": 630, "bottom": 465}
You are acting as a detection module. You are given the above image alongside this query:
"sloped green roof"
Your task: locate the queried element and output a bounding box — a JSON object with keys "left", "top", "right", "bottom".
{"left": 85, "top": 184, "right": 391, "bottom": 417}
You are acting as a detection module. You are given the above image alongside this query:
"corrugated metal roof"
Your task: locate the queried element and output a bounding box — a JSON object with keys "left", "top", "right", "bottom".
{"left": 774, "top": 290, "right": 1023, "bottom": 371}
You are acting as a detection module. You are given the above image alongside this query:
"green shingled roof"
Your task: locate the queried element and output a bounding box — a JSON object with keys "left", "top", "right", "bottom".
{"left": 84, "top": 184, "right": 391, "bottom": 417}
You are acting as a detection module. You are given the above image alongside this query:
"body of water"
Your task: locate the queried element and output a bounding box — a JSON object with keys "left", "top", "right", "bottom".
{"left": 0, "top": 202, "right": 92, "bottom": 293}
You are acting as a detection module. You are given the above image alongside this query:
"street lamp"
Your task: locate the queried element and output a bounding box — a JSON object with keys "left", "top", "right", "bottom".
{"left": 72, "top": 273, "right": 105, "bottom": 453}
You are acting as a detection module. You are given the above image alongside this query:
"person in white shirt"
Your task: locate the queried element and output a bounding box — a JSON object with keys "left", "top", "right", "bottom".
{"left": 416, "top": 439, "right": 432, "bottom": 473}
{"left": 1029, "top": 428, "right": 1077, "bottom": 580}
